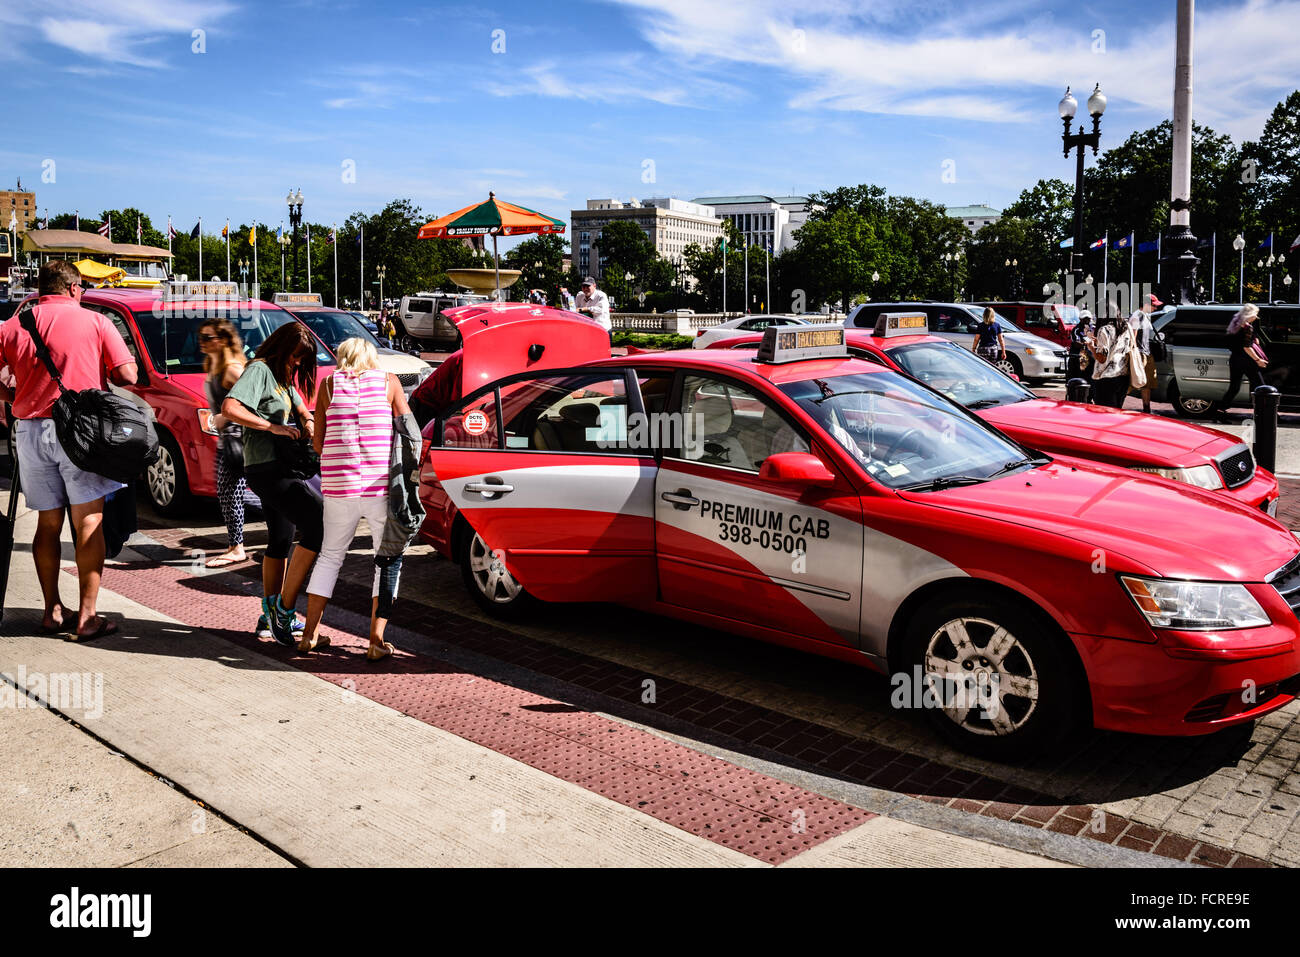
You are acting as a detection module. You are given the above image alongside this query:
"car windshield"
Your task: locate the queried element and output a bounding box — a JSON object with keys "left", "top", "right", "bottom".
{"left": 292, "top": 309, "right": 381, "bottom": 351}
{"left": 887, "top": 341, "right": 1034, "bottom": 408}
{"left": 779, "top": 370, "right": 1037, "bottom": 490}
{"left": 131, "top": 304, "right": 335, "bottom": 374}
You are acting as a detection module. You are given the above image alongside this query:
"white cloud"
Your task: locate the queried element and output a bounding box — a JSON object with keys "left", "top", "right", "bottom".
{"left": 15, "top": 0, "right": 236, "bottom": 68}
{"left": 607, "top": 0, "right": 1300, "bottom": 136}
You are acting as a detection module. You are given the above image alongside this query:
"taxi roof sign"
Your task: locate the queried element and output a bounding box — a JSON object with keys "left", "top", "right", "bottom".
{"left": 159, "top": 280, "right": 240, "bottom": 301}
{"left": 754, "top": 323, "right": 847, "bottom": 364}
{"left": 874, "top": 311, "right": 929, "bottom": 338}
{"left": 272, "top": 292, "right": 324, "bottom": 307}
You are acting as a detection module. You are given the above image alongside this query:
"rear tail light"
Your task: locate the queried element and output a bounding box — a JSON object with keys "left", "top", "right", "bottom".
{"left": 696, "top": 329, "right": 706, "bottom": 337}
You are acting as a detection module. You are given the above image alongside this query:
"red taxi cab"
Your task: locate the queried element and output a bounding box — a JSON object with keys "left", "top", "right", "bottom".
{"left": 23, "top": 282, "right": 336, "bottom": 515}
{"left": 419, "top": 313, "right": 1300, "bottom": 758}
{"left": 707, "top": 313, "right": 1279, "bottom": 515}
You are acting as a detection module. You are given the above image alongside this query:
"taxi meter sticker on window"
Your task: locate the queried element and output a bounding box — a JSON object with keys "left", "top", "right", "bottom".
{"left": 699, "top": 498, "right": 830, "bottom": 554}
{"left": 464, "top": 410, "right": 491, "bottom": 435}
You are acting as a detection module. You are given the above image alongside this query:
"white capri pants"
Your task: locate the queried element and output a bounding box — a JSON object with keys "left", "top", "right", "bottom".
{"left": 306, "top": 495, "right": 394, "bottom": 601}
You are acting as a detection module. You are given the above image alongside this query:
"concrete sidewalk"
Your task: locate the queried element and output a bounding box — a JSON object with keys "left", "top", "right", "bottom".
{"left": 0, "top": 491, "right": 1067, "bottom": 868}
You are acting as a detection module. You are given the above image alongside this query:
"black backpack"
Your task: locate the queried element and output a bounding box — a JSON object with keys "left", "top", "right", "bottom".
{"left": 19, "top": 308, "right": 159, "bottom": 484}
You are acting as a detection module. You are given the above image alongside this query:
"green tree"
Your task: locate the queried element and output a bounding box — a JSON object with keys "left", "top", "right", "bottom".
{"left": 505, "top": 234, "right": 569, "bottom": 304}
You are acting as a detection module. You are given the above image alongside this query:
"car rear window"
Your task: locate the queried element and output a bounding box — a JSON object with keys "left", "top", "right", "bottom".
{"left": 131, "top": 304, "right": 335, "bottom": 374}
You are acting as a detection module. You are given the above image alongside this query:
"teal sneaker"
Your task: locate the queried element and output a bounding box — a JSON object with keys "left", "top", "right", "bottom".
{"left": 267, "top": 594, "right": 299, "bottom": 647}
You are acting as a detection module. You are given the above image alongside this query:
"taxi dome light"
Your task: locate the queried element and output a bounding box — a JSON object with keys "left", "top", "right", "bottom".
{"left": 873, "top": 312, "right": 929, "bottom": 338}
{"left": 272, "top": 292, "right": 324, "bottom": 306}
{"left": 754, "top": 322, "right": 846, "bottom": 364}
{"left": 159, "top": 280, "right": 240, "bottom": 302}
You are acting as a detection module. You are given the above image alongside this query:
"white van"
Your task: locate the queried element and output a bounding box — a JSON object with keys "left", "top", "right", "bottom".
{"left": 397, "top": 292, "right": 488, "bottom": 351}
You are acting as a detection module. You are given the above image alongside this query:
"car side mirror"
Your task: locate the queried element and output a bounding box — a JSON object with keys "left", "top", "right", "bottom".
{"left": 966, "top": 323, "right": 980, "bottom": 334}
{"left": 759, "top": 452, "right": 836, "bottom": 487}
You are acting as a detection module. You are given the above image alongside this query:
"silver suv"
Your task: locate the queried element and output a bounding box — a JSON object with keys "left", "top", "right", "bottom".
{"left": 846, "top": 302, "right": 1067, "bottom": 382}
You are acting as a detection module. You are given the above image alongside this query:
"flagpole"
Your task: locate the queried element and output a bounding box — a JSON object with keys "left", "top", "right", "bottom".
{"left": 722, "top": 237, "right": 727, "bottom": 315}
{"left": 1102, "top": 230, "right": 1108, "bottom": 293}
{"left": 253, "top": 225, "right": 259, "bottom": 292}
{"left": 359, "top": 224, "right": 365, "bottom": 312}
{"left": 1129, "top": 232, "right": 1134, "bottom": 291}
{"left": 198, "top": 218, "right": 203, "bottom": 280}
{"left": 1156, "top": 234, "right": 1161, "bottom": 286}
{"left": 332, "top": 223, "right": 338, "bottom": 308}
{"left": 743, "top": 240, "right": 749, "bottom": 314}
{"left": 1239, "top": 236, "right": 1245, "bottom": 303}
{"left": 765, "top": 244, "right": 771, "bottom": 315}
{"left": 1270, "top": 231, "right": 1275, "bottom": 301}
{"left": 305, "top": 223, "right": 311, "bottom": 293}
{"left": 167, "top": 216, "right": 172, "bottom": 259}
{"left": 1211, "top": 231, "right": 1216, "bottom": 301}
{"left": 280, "top": 222, "right": 285, "bottom": 291}
{"left": 226, "top": 219, "right": 231, "bottom": 282}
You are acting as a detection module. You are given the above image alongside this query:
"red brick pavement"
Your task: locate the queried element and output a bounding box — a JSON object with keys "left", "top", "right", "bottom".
{"left": 112, "top": 521, "right": 1277, "bottom": 867}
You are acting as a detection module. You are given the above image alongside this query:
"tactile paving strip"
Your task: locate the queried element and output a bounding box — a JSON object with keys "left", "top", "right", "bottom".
{"left": 91, "top": 560, "right": 871, "bottom": 864}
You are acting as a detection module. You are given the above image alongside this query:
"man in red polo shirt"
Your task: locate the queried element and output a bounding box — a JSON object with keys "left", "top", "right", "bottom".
{"left": 0, "top": 261, "right": 138, "bottom": 640}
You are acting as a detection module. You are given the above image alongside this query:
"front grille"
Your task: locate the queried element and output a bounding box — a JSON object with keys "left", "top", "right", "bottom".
{"left": 1185, "top": 675, "right": 1300, "bottom": 723}
{"left": 1185, "top": 693, "right": 1230, "bottom": 723}
{"left": 1216, "top": 444, "right": 1256, "bottom": 490}
{"left": 396, "top": 372, "right": 420, "bottom": 388}
{"left": 1053, "top": 350, "right": 1068, "bottom": 360}
{"left": 1269, "top": 553, "right": 1300, "bottom": 618}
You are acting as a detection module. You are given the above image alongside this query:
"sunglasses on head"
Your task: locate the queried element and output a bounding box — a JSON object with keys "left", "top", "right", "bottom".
{"left": 199, "top": 333, "right": 222, "bottom": 342}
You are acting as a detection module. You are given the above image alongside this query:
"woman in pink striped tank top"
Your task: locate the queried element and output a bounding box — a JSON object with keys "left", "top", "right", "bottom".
{"left": 301, "top": 337, "right": 411, "bottom": 660}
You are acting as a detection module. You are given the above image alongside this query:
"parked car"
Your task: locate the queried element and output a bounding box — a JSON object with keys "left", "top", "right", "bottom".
{"left": 706, "top": 314, "right": 1278, "bottom": 513}
{"left": 692, "top": 313, "right": 817, "bottom": 349}
{"left": 972, "top": 300, "right": 1080, "bottom": 348}
{"left": 396, "top": 292, "right": 489, "bottom": 351}
{"left": 1152, "top": 303, "right": 1300, "bottom": 418}
{"left": 846, "top": 302, "right": 1067, "bottom": 382}
{"left": 273, "top": 293, "right": 433, "bottom": 396}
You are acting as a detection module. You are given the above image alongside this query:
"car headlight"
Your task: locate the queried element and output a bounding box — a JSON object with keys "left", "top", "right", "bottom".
{"left": 1120, "top": 575, "right": 1270, "bottom": 630}
{"left": 1129, "top": 464, "right": 1224, "bottom": 490}
{"left": 416, "top": 365, "right": 433, "bottom": 384}
{"left": 197, "top": 408, "right": 218, "bottom": 435}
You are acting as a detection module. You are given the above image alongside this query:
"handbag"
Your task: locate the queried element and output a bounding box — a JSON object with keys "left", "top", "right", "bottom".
{"left": 1127, "top": 328, "right": 1148, "bottom": 390}
{"left": 271, "top": 408, "right": 319, "bottom": 480}
{"left": 18, "top": 308, "right": 159, "bottom": 483}
{"left": 1249, "top": 341, "right": 1268, "bottom": 366}
{"left": 218, "top": 426, "right": 244, "bottom": 479}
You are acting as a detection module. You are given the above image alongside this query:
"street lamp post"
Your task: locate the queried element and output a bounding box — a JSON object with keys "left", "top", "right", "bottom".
{"left": 286, "top": 189, "right": 304, "bottom": 291}
{"left": 238, "top": 257, "right": 249, "bottom": 292}
{"left": 376, "top": 265, "right": 387, "bottom": 309}
{"left": 1059, "top": 84, "right": 1106, "bottom": 285}
{"left": 943, "top": 250, "right": 963, "bottom": 301}
{"left": 1233, "top": 234, "right": 1246, "bottom": 302}
{"left": 1004, "top": 258, "right": 1020, "bottom": 299}
{"left": 1285, "top": 273, "right": 1294, "bottom": 303}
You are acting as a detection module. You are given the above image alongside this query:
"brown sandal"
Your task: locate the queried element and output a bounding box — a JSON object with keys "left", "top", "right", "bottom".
{"left": 365, "top": 641, "right": 394, "bottom": 662}
{"left": 296, "top": 633, "right": 332, "bottom": 653}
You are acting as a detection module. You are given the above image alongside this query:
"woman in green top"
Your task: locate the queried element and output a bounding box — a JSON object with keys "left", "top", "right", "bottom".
{"left": 221, "top": 323, "right": 325, "bottom": 645}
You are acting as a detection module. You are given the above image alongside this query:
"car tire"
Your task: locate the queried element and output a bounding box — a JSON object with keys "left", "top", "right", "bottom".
{"left": 993, "top": 354, "right": 1022, "bottom": 379}
{"left": 146, "top": 430, "right": 192, "bottom": 517}
{"left": 1167, "top": 380, "right": 1220, "bottom": 419}
{"left": 901, "top": 594, "right": 1082, "bottom": 760}
{"left": 460, "top": 529, "right": 535, "bottom": 618}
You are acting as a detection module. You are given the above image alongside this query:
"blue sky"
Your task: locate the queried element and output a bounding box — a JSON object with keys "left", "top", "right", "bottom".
{"left": 4, "top": 0, "right": 1298, "bottom": 243}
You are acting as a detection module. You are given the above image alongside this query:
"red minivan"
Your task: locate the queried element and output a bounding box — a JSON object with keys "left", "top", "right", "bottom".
{"left": 4, "top": 282, "right": 335, "bottom": 515}
{"left": 975, "top": 301, "right": 1079, "bottom": 347}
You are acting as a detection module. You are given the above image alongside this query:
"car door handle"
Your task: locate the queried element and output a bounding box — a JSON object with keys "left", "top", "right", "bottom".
{"left": 661, "top": 488, "right": 700, "bottom": 510}
{"left": 465, "top": 477, "right": 514, "bottom": 498}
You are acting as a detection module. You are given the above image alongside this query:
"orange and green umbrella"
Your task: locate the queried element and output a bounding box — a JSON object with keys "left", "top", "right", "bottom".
{"left": 418, "top": 192, "right": 566, "bottom": 297}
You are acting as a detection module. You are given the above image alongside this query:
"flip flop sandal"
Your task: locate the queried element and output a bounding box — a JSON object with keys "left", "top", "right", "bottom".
{"left": 39, "top": 606, "right": 73, "bottom": 634}
{"left": 365, "top": 641, "right": 394, "bottom": 662}
{"left": 205, "top": 555, "right": 246, "bottom": 568}
{"left": 296, "top": 634, "right": 332, "bottom": 653}
{"left": 67, "top": 617, "right": 120, "bottom": 642}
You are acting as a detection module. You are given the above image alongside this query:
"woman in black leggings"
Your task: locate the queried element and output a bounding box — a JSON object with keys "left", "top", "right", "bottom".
{"left": 1222, "top": 303, "right": 1267, "bottom": 408}
{"left": 221, "top": 323, "right": 324, "bottom": 646}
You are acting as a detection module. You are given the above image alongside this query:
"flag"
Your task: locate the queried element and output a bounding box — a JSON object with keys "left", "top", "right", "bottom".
{"left": 1113, "top": 233, "right": 1133, "bottom": 249}
{"left": 327, "top": 226, "right": 336, "bottom": 245}
{"left": 98, "top": 216, "right": 110, "bottom": 238}
{"left": 356, "top": 230, "right": 362, "bottom": 247}
{"left": 1197, "top": 234, "right": 1216, "bottom": 249}
{"left": 136, "top": 216, "right": 142, "bottom": 242}
{"left": 75, "top": 211, "right": 79, "bottom": 230}
{"left": 248, "top": 225, "right": 256, "bottom": 245}
{"left": 1260, "top": 236, "right": 1273, "bottom": 249}
{"left": 1058, "top": 237, "right": 1074, "bottom": 249}
{"left": 7, "top": 211, "right": 15, "bottom": 231}
{"left": 1088, "top": 237, "right": 1106, "bottom": 250}
{"left": 277, "top": 225, "right": 284, "bottom": 242}
{"left": 190, "top": 221, "right": 201, "bottom": 239}
{"left": 41, "top": 211, "right": 48, "bottom": 229}
{"left": 1290, "top": 234, "right": 1300, "bottom": 253}
{"left": 1137, "top": 240, "right": 1159, "bottom": 253}
{"left": 221, "top": 220, "right": 229, "bottom": 238}
{"left": 167, "top": 218, "right": 177, "bottom": 240}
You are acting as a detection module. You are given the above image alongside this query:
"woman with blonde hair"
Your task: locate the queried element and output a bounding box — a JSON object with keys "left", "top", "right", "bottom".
{"left": 200, "top": 318, "right": 252, "bottom": 569}
{"left": 971, "top": 306, "right": 1006, "bottom": 367}
{"left": 300, "top": 336, "right": 413, "bottom": 660}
